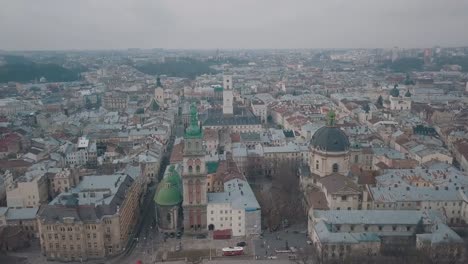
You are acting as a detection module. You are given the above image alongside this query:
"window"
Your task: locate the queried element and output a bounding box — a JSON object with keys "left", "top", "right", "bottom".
{"left": 364, "top": 225, "right": 369, "bottom": 231}
{"left": 166, "top": 213, "right": 171, "bottom": 222}
{"left": 336, "top": 225, "right": 341, "bottom": 231}
{"left": 392, "top": 226, "right": 397, "bottom": 231}
{"left": 332, "top": 163, "right": 339, "bottom": 172}
{"left": 378, "top": 226, "right": 383, "bottom": 231}
{"left": 316, "top": 160, "right": 319, "bottom": 170}
{"left": 341, "top": 195, "right": 347, "bottom": 201}
{"left": 188, "top": 166, "right": 193, "bottom": 174}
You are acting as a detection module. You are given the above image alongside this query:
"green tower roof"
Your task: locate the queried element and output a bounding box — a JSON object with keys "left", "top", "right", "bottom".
{"left": 154, "top": 166, "right": 182, "bottom": 206}
{"left": 390, "top": 84, "right": 400, "bottom": 97}
{"left": 184, "top": 102, "right": 203, "bottom": 138}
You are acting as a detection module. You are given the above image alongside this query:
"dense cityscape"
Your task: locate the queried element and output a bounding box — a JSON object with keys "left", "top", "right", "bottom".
{"left": 2, "top": 1, "right": 468, "bottom": 264}
{"left": 0, "top": 46, "right": 467, "bottom": 264}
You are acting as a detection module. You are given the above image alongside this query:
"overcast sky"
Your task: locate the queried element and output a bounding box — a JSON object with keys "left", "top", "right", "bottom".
{"left": 1, "top": 0, "right": 468, "bottom": 50}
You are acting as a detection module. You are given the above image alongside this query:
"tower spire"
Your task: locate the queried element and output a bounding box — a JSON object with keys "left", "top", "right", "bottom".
{"left": 327, "top": 110, "right": 336, "bottom": 127}
{"left": 184, "top": 103, "right": 202, "bottom": 138}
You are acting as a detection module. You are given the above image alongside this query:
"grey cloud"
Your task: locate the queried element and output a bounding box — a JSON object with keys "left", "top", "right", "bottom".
{"left": 0, "top": 0, "right": 467, "bottom": 50}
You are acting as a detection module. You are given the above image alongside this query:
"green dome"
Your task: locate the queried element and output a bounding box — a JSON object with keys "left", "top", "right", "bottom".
{"left": 154, "top": 166, "right": 182, "bottom": 206}
{"left": 390, "top": 84, "right": 400, "bottom": 97}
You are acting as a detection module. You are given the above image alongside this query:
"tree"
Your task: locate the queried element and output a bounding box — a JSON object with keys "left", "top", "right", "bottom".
{"left": 376, "top": 95, "right": 383, "bottom": 107}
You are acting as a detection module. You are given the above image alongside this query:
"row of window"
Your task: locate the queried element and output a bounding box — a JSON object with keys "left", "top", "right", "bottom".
{"left": 334, "top": 225, "right": 412, "bottom": 232}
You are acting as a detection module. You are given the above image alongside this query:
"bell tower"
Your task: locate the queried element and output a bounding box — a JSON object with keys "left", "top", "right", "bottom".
{"left": 223, "top": 73, "right": 233, "bottom": 115}
{"left": 181, "top": 103, "right": 207, "bottom": 233}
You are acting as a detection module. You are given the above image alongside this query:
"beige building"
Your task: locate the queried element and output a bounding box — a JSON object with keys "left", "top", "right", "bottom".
{"left": 6, "top": 173, "right": 48, "bottom": 208}
{"left": 316, "top": 174, "right": 361, "bottom": 210}
{"left": 49, "top": 168, "right": 76, "bottom": 196}
{"left": 251, "top": 100, "right": 267, "bottom": 124}
{"left": 37, "top": 173, "right": 143, "bottom": 262}
{"left": 103, "top": 92, "right": 127, "bottom": 111}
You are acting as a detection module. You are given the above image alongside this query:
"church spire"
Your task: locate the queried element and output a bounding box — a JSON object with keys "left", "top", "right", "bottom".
{"left": 327, "top": 110, "right": 336, "bottom": 127}
{"left": 184, "top": 103, "right": 202, "bottom": 138}
{"left": 156, "top": 76, "right": 163, "bottom": 88}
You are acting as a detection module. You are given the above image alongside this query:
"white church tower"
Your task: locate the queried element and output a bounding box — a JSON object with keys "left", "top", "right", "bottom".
{"left": 223, "top": 74, "right": 233, "bottom": 115}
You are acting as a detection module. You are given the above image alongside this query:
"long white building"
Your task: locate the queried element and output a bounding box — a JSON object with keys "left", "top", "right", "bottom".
{"left": 207, "top": 178, "right": 261, "bottom": 237}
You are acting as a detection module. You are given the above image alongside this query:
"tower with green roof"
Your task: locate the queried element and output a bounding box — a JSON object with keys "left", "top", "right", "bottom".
{"left": 154, "top": 165, "right": 182, "bottom": 232}
{"left": 181, "top": 103, "right": 208, "bottom": 234}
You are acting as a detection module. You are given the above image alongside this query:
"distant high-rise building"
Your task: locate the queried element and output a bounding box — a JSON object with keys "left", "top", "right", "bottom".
{"left": 223, "top": 73, "right": 233, "bottom": 115}
{"left": 424, "top": 48, "right": 432, "bottom": 65}
{"left": 391, "top": 46, "right": 399, "bottom": 62}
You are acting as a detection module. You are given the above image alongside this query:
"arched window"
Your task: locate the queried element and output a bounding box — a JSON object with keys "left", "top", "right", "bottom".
{"left": 188, "top": 180, "right": 194, "bottom": 203}
{"left": 332, "top": 163, "right": 339, "bottom": 173}
{"left": 188, "top": 165, "right": 193, "bottom": 174}
{"left": 196, "top": 165, "right": 200, "bottom": 173}
{"left": 316, "top": 160, "right": 319, "bottom": 170}
{"left": 195, "top": 179, "right": 201, "bottom": 203}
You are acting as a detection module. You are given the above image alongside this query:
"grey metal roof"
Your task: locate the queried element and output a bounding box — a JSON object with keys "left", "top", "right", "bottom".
{"left": 207, "top": 178, "right": 260, "bottom": 211}
{"left": 6, "top": 207, "right": 39, "bottom": 220}
{"left": 202, "top": 109, "right": 260, "bottom": 127}
{"left": 311, "top": 126, "right": 350, "bottom": 152}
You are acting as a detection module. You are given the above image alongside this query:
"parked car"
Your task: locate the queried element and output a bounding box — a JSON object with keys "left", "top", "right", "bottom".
{"left": 196, "top": 234, "right": 206, "bottom": 239}
{"left": 236, "top": 241, "right": 247, "bottom": 247}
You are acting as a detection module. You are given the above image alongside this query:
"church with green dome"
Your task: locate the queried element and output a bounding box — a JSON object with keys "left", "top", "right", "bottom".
{"left": 154, "top": 165, "right": 182, "bottom": 232}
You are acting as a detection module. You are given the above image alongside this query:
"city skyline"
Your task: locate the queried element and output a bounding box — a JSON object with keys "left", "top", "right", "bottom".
{"left": 1, "top": 0, "right": 468, "bottom": 50}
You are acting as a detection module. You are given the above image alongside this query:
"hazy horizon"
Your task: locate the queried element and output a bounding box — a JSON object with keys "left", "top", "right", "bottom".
{"left": 1, "top": 0, "right": 468, "bottom": 51}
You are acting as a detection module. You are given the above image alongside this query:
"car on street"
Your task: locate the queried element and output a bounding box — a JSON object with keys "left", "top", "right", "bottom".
{"left": 236, "top": 241, "right": 247, "bottom": 247}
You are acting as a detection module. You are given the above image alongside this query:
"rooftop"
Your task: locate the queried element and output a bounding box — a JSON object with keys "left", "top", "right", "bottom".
{"left": 5, "top": 207, "right": 39, "bottom": 220}
{"left": 208, "top": 178, "right": 260, "bottom": 211}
